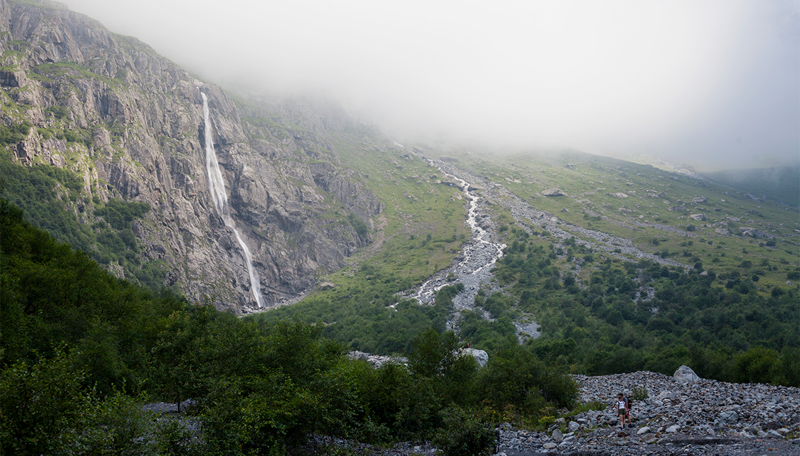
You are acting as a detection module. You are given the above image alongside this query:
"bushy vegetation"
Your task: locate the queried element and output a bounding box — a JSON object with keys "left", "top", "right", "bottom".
{"left": 476, "top": 227, "right": 800, "bottom": 386}
{"left": 1, "top": 198, "right": 578, "bottom": 454}
{"left": 0, "top": 119, "right": 31, "bottom": 145}
{"left": 0, "top": 157, "right": 164, "bottom": 288}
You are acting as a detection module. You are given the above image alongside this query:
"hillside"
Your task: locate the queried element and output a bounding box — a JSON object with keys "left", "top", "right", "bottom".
{"left": 0, "top": 0, "right": 383, "bottom": 313}
{"left": 3, "top": 0, "right": 797, "bottom": 375}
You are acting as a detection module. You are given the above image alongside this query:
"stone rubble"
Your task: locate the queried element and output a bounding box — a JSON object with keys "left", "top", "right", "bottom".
{"left": 495, "top": 370, "right": 800, "bottom": 456}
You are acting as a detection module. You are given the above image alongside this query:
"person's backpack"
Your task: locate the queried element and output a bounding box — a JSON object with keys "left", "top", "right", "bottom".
{"left": 624, "top": 397, "right": 632, "bottom": 409}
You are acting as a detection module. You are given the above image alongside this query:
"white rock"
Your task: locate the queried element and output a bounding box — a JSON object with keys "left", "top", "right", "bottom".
{"left": 461, "top": 348, "right": 489, "bottom": 367}
{"left": 543, "top": 442, "right": 557, "bottom": 449}
{"left": 667, "top": 425, "right": 680, "bottom": 433}
{"left": 568, "top": 421, "right": 580, "bottom": 433}
{"left": 552, "top": 429, "right": 564, "bottom": 443}
{"left": 656, "top": 390, "right": 674, "bottom": 401}
{"left": 637, "top": 426, "right": 651, "bottom": 435}
{"left": 673, "top": 365, "right": 701, "bottom": 383}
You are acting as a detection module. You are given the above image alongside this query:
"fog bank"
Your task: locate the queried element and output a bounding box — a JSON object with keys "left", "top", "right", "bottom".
{"left": 64, "top": 0, "right": 800, "bottom": 170}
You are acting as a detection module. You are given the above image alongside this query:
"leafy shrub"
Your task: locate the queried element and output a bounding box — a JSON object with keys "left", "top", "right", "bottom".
{"left": 631, "top": 386, "right": 649, "bottom": 401}
{"left": 433, "top": 407, "right": 496, "bottom": 456}
{"left": 348, "top": 212, "right": 368, "bottom": 238}
{"left": 0, "top": 120, "right": 31, "bottom": 145}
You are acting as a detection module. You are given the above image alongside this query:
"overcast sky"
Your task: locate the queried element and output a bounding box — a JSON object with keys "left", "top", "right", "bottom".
{"left": 63, "top": 0, "right": 799, "bottom": 170}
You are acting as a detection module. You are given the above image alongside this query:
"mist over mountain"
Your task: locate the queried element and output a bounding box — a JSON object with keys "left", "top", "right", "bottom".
{"left": 63, "top": 0, "right": 800, "bottom": 171}
{"left": 2, "top": 2, "right": 799, "bottom": 454}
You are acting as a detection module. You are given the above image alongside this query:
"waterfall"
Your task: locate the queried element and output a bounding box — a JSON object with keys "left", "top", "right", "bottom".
{"left": 202, "top": 92, "right": 264, "bottom": 308}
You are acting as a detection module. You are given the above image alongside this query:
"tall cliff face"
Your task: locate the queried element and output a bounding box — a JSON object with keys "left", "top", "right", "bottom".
{"left": 0, "top": 0, "right": 382, "bottom": 313}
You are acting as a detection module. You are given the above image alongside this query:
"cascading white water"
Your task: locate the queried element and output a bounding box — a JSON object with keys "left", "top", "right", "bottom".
{"left": 202, "top": 92, "right": 264, "bottom": 308}
{"left": 412, "top": 163, "right": 506, "bottom": 303}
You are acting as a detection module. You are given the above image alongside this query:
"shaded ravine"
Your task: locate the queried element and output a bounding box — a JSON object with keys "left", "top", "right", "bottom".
{"left": 202, "top": 93, "right": 265, "bottom": 308}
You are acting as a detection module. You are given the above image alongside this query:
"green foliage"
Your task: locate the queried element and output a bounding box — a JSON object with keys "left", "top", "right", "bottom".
{"left": 95, "top": 198, "right": 150, "bottom": 231}
{"left": 432, "top": 407, "right": 496, "bottom": 456}
{"left": 474, "top": 343, "right": 578, "bottom": 416}
{"left": 0, "top": 351, "right": 88, "bottom": 454}
{"left": 0, "top": 157, "right": 158, "bottom": 285}
{"left": 348, "top": 212, "right": 368, "bottom": 238}
{"left": 631, "top": 386, "right": 649, "bottom": 401}
{"left": 0, "top": 119, "right": 31, "bottom": 145}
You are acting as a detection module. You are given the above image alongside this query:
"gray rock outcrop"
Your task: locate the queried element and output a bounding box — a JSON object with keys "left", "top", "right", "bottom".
{"left": 462, "top": 348, "right": 489, "bottom": 367}
{"left": 739, "top": 227, "right": 770, "bottom": 238}
{"left": 674, "top": 365, "right": 701, "bottom": 383}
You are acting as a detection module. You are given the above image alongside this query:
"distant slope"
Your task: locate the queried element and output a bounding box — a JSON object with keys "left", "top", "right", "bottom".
{"left": 706, "top": 165, "right": 800, "bottom": 207}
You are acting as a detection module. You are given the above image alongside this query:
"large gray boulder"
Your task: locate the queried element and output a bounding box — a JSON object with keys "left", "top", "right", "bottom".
{"left": 462, "top": 348, "right": 489, "bottom": 368}
{"left": 673, "top": 365, "right": 701, "bottom": 383}
{"left": 542, "top": 188, "right": 566, "bottom": 197}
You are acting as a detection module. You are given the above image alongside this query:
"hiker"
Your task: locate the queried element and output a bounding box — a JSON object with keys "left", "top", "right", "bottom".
{"left": 624, "top": 395, "right": 632, "bottom": 426}
{"left": 615, "top": 393, "right": 627, "bottom": 429}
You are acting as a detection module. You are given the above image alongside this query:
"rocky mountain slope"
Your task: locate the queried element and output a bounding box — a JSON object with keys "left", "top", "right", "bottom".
{"left": 1, "top": 0, "right": 381, "bottom": 312}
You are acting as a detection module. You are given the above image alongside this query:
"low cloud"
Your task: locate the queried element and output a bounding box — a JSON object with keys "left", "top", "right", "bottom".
{"left": 65, "top": 0, "right": 799, "bottom": 170}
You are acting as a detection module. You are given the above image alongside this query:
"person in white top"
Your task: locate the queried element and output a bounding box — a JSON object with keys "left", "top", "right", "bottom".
{"left": 616, "top": 393, "right": 628, "bottom": 429}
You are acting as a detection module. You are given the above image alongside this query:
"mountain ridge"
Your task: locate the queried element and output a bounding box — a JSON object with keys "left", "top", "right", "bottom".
{"left": 1, "top": 0, "right": 385, "bottom": 312}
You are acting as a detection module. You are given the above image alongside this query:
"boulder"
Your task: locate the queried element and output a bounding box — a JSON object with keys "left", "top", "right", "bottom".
{"left": 568, "top": 421, "right": 580, "bottom": 433}
{"left": 718, "top": 411, "right": 738, "bottom": 425}
{"left": 674, "top": 365, "right": 700, "bottom": 383}
{"left": 668, "top": 205, "right": 687, "bottom": 212}
{"left": 715, "top": 228, "right": 731, "bottom": 236}
{"left": 348, "top": 351, "right": 406, "bottom": 368}
{"left": 607, "top": 192, "right": 629, "bottom": 198}
{"left": 637, "top": 426, "right": 651, "bottom": 435}
{"left": 689, "top": 213, "right": 707, "bottom": 221}
{"left": 656, "top": 390, "right": 674, "bottom": 401}
{"left": 691, "top": 196, "right": 708, "bottom": 204}
{"left": 666, "top": 425, "right": 681, "bottom": 433}
{"left": 552, "top": 429, "right": 564, "bottom": 443}
{"left": 542, "top": 188, "right": 566, "bottom": 197}
{"left": 739, "top": 227, "right": 768, "bottom": 238}
{"left": 462, "top": 348, "right": 489, "bottom": 367}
